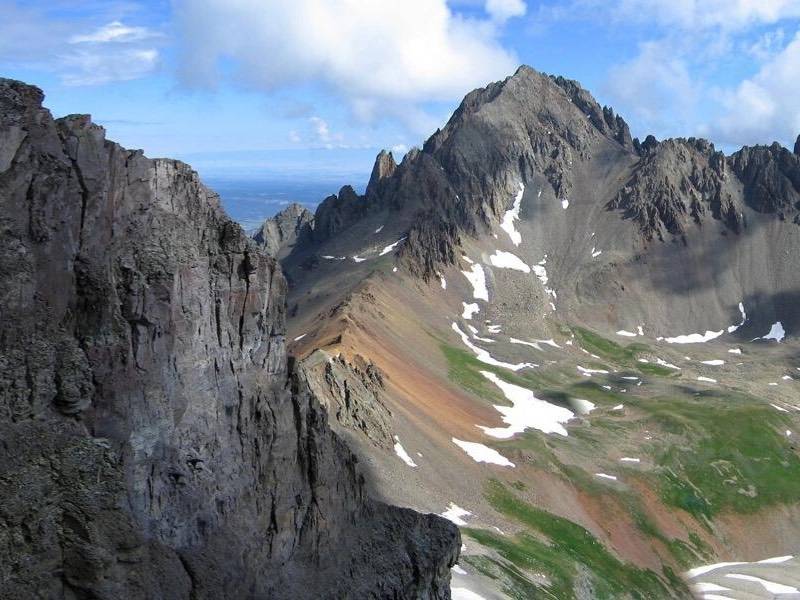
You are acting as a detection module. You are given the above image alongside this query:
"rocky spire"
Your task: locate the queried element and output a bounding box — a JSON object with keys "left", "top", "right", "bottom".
{"left": 366, "top": 149, "right": 397, "bottom": 198}
{"left": 794, "top": 134, "right": 800, "bottom": 156}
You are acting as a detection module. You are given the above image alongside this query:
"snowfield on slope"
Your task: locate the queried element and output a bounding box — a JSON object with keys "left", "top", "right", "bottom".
{"left": 479, "top": 371, "right": 574, "bottom": 437}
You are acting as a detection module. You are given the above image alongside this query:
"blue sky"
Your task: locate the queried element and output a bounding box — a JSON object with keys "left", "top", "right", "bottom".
{"left": 2, "top": 0, "right": 800, "bottom": 183}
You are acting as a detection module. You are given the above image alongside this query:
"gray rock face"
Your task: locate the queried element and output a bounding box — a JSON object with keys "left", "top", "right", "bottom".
{"left": 0, "top": 78, "right": 458, "bottom": 599}
{"left": 366, "top": 149, "right": 398, "bottom": 198}
{"left": 794, "top": 134, "right": 800, "bottom": 156}
{"left": 252, "top": 202, "right": 314, "bottom": 259}
{"left": 608, "top": 138, "right": 743, "bottom": 240}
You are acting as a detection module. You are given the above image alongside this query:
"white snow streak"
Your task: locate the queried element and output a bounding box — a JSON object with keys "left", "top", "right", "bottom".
{"left": 379, "top": 236, "right": 407, "bottom": 256}
{"left": 452, "top": 323, "right": 534, "bottom": 371}
{"left": 500, "top": 182, "right": 525, "bottom": 246}
{"left": 452, "top": 438, "right": 515, "bottom": 467}
{"left": 393, "top": 437, "right": 417, "bottom": 467}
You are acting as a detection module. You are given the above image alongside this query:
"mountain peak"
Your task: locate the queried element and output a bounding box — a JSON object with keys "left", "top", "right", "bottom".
{"left": 366, "top": 149, "right": 397, "bottom": 198}
{"left": 795, "top": 134, "right": 800, "bottom": 156}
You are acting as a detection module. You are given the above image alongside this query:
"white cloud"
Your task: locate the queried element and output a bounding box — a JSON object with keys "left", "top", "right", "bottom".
{"left": 174, "top": 0, "right": 521, "bottom": 121}
{"left": 605, "top": 41, "right": 699, "bottom": 135}
{"left": 485, "top": 0, "right": 527, "bottom": 22}
{"left": 712, "top": 31, "right": 800, "bottom": 145}
{"left": 69, "top": 21, "right": 157, "bottom": 44}
{"left": 60, "top": 48, "right": 159, "bottom": 86}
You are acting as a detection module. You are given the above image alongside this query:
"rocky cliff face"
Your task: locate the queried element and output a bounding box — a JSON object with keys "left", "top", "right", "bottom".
{"left": 252, "top": 202, "right": 313, "bottom": 259}
{"left": 0, "top": 78, "right": 458, "bottom": 599}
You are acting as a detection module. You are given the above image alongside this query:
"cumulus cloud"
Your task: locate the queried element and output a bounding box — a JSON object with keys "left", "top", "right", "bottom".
{"left": 174, "top": 0, "right": 522, "bottom": 123}
{"left": 711, "top": 31, "right": 800, "bottom": 145}
{"left": 555, "top": 0, "right": 800, "bottom": 147}
{"left": 605, "top": 42, "right": 699, "bottom": 135}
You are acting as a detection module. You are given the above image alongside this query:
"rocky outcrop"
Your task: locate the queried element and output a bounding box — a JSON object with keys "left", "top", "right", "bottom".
{"left": 301, "top": 350, "right": 394, "bottom": 449}
{"left": 0, "top": 78, "right": 458, "bottom": 599}
{"left": 794, "top": 134, "right": 800, "bottom": 156}
{"left": 313, "top": 184, "right": 370, "bottom": 242}
{"left": 366, "top": 149, "right": 398, "bottom": 199}
{"left": 730, "top": 143, "right": 800, "bottom": 223}
{"left": 608, "top": 138, "right": 743, "bottom": 240}
{"left": 252, "top": 202, "right": 314, "bottom": 259}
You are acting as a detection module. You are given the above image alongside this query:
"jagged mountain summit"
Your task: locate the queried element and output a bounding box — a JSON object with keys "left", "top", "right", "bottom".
{"left": 0, "top": 78, "right": 458, "bottom": 599}
{"left": 254, "top": 66, "right": 800, "bottom": 599}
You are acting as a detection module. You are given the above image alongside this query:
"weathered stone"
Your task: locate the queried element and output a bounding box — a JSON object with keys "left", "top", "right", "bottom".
{"left": 0, "top": 77, "right": 458, "bottom": 599}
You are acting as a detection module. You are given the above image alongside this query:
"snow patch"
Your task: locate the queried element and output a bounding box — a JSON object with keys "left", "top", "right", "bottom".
{"left": 701, "top": 360, "right": 725, "bottom": 366}
{"left": 725, "top": 573, "right": 799, "bottom": 594}
{"left": 591, "top": 247, "right": 602, "bottom": 258}
{"left": 577, "top": 366, "right": 610, "bottom": 376}
{"left": 379, "top": 236, "right": 407, "bottom": 256}
{"left": 479, "top": 371, "right": 574, "bottom": 437}
{"left": 617, "top": 330, "right": 637, "bottom": 337}
{"left": 572, "top": 398, "right": 595, "bottom": 415}
{"left": 595, "top": 473, "right": 617, "bottom": 481}
{"left": 489, "top": 250, "right": 530, "bottom": 272}
{"left": 655, "top": 358, "right": 680, "bottom": 370}
{"left": 561, "top": 198, "right": 569, "bottom": 209}
{"left": 451, "top": 565, "right": 467, "bottom": 576}
{"left": 352, "top": 256, "right": 367, "bottom": 263}
{"left": 393, "top": 437, "right": 417, "bottom": 467}
{"left": 664, "top": 330, "right": 724, "bottom": 344}
{"left": 452, "top": 323, "right": 534, "bottom": 371}
{"left": 500, "top": 182, "right": 524, "bottom": 246}
{"left": 394, "top": 436, "right": 417, "bottom": 467}
{"left": 727, "top": 302, "right": 747, "bottom": 333}
{"left": 462, "top": 302, "right": 480, "bottom": 320}
{"left": 439, "top": 275, "right": 447, "bottom": 289}
{"left": 293, "top": 334, "right": 306, "bottom": 341}
{"left": 441, "top": 503, "right": 471, "bottom": 526}
{"left": 686, "top": 562, "right": 746, "bottom": 578}
{"left": 374, "top": 225, "right": 384, "bottom": 233}
{"left": 697, "top": 376, "right": 717, "bottom": 383}
{"left": 452, "top": 438, "right": 515, "bottom": 467}
{"left": 728, "top": 348, "right": 742, "bottom": 354}
{"left": 753, "top": 321, "right": 785, "bottom": 342}
{"left": 620, "top": 457, "right": 641, "bottom": 463}
{"left": 461, "top": 264, "right": 489, "bottom": 301}
{"left": 510, "top": 337, "right": 560, "bottom": 351}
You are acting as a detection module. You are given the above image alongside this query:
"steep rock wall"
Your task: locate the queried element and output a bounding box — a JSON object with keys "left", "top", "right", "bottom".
{"left": 0, "top": 79, "right": 458, "bottom": 599}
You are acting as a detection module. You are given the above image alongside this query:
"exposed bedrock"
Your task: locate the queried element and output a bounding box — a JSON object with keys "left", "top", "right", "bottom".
{"left": 0, "top": 78, "right": 458, "bottom": 599}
